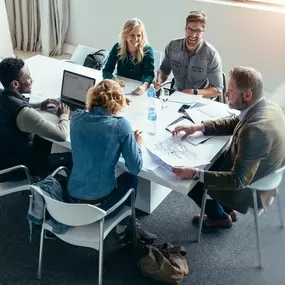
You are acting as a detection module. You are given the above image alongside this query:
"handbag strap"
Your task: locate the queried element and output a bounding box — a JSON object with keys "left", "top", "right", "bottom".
{"left": 165, "top": 246, "right": 187, "bottom": 257}
{"left": 89, "top": 49, "right": 107, "bottom": 57}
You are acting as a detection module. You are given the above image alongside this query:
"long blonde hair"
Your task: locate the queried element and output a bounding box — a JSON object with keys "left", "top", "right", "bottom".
{"left": 118, "top": 18, "right": 148, "bottom": 64}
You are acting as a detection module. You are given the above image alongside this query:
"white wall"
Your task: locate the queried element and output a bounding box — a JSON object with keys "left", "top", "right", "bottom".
{"left": 0, "top": 0, "right": 13, "bottom": 58}
{"left": 65, "top": 0, "right": 285, "bottom": 94}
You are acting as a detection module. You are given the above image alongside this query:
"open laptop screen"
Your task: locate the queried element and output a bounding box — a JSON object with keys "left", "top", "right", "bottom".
{"left": 60, "top": 70, "right": 96, "bottom": 106}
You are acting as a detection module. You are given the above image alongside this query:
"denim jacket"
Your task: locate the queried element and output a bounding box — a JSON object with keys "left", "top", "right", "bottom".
{"left": 68, "top": 107, "right": 143, "bottom": 200}
{"left": 27, "top": 175, "right": 70, "bottom": 240}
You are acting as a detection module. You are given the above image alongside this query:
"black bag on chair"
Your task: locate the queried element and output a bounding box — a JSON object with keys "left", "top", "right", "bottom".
{"left": 83, "top": 49, "right": 108, "bottom": 70}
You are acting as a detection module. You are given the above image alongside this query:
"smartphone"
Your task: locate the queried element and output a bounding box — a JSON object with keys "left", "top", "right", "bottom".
{"left": 178, "top": 103, "right": 198, "bottom": 113}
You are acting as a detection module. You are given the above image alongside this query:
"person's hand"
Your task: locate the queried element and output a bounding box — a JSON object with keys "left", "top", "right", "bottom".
{"left": 171, "top": 124, "right": 203, "bottom": 140}
{"left": 172, "top": 166, "right": 196, "bottom": 179}
{"left": 153, "top": 80, "right": 161, "bottom": 90}
{"left": 40, "top": 99, "right": 59, "bottom": 110}
{"left": 132, "top": 85, "right": 146, "bottom": 95}
{"left": 134, "top": 130, "right": 143, "bottom": 145}
{"left": 181, "top": 89, "right": 194, "bottom": 95}
{"left": 57, "top": 103, "right": 70, "bottom": 118}
{"left": 126, "top": 97, "right": 132, "bottom": 105}
{"left": 113, "top": 78, "right": 125, "bottom": 87}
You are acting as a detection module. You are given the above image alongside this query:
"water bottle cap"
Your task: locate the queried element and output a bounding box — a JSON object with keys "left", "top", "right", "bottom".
{"left": 150, "top": 84, "right": 154, "bottom": 88}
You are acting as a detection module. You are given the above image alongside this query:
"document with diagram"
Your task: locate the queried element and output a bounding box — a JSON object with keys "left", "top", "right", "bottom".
{"left": 144, "top": 133, "right": 210, "bottom": 172}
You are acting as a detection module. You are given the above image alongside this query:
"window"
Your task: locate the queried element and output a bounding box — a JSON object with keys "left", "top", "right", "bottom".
{"left": 238, "top": 0, "right": 285, "bottom": 5}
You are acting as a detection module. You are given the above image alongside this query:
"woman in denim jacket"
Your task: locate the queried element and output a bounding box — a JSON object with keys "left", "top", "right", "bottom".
{"left": 67, "top": 79, "right": 156, "bottom": 242}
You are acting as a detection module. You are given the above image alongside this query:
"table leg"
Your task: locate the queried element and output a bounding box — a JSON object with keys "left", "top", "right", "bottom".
{"left": 135, "top": 177, "right": 172, "bottom": 214}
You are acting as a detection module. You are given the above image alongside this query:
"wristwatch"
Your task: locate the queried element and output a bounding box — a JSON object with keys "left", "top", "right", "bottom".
{"left": 193, "top": 89, "right": 198, "bottom": 95}
{"left": 192, "top": 168, "right": 200, "bottom": 180}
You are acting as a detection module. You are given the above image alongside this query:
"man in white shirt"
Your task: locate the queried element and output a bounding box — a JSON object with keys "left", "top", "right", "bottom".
{"left": 0, "top": 57, "right": 71, "bottom": 180}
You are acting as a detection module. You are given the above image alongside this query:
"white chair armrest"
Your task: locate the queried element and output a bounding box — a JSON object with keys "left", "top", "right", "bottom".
{"left": 51, "top": 166, "right": 70, "bottom": 178}
{"left": 0, "top": 165, "right": 32, "bottom": 184}
{"left": 106, "top": 188, "right": 135, "bottom": 216}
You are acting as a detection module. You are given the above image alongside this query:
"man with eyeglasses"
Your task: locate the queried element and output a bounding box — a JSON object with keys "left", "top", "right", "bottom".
{"left": 155, "top": 11, "right": 223, "bottom": 99}
{"left": 171, "top": 66, "right": 285, "bottom": 228}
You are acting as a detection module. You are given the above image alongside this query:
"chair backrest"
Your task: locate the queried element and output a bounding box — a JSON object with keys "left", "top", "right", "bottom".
{"left": 31, "top": 185, "right": 106, "bottom": 226}
{"left": 70, "top": 44, "right": 103, "bottom": 66}
{"left": 249, "top": 165, "right": 285, "bottom": 191}
{"left": 222, "top": 72, "right": 227, "bottom": 97}
{"left": 221, "top": 72, "right": 227, "bottom": 103}
{"left": 153, "top": 51, "right": 162, "bottom": 71}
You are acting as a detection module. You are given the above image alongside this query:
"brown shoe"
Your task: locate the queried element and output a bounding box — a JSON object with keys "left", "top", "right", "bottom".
{"left": 192, "top": 214, "right": 233, "bottom": 229}
{"left": 229, "top": 210, "right": 238, "bottom": 222}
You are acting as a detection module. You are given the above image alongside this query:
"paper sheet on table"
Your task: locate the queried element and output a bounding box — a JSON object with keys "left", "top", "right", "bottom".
{"left": 145, "top": 134, "right": 210, "bottom": 172}
{"left": 123, "top": 86, "right": 135, "bottom": 95}
{"left": 119, "top": 146, "right": 160, "bottom": 172}
{"left": 186, "top": 104, "right": 236, "bottom": 123}
{"left": 168, "top": 93, "right": 202, "bottom": 104}
{"left": 166, "top": 118, "right": 194, "bottom": 132}
{"left": 166, "top": 118, "right": 212, "bottom": 145}
{"left": 147, "top": 166, "right": 193, "bottom": 195}
{"left": 184, "top": 132, "right": 212, "bottom": 146}
{"left": 142, "top": 146, "right": 161, "bottom": 171}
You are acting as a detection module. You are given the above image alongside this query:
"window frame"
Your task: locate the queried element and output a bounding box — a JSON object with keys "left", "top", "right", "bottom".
{"left": 233, "top": 0, "right": 285, "bottom": 6}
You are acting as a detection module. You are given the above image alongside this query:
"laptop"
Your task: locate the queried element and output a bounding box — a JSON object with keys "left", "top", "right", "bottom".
{"left": 59, "top": 70, "right": 96, "bottom": 111}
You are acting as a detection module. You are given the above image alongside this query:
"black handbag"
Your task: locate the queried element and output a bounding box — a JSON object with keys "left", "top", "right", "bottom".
{"left": 83, "top": 49, "right": 108, "bottom": 70}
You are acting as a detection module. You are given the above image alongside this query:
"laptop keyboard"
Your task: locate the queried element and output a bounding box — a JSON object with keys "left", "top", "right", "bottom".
{"left": 45, "top": 103, "right": 84, "bottom": 115}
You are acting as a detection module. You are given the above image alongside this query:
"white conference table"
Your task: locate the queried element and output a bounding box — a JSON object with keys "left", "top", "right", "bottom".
{"left": 25, "top": 55, "right": 231, "bottom": 214}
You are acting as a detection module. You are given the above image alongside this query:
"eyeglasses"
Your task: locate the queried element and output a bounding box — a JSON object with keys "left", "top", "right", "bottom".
{"left": 226, "top": 90, "right": 247, "bottom": 96}
{"left": 185, "top": 27, "right": 204, "bottom": 35}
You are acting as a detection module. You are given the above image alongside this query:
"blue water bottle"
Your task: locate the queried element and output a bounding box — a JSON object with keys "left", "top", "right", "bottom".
{"left": 147, "top": 84, "right": 157, "bottom": 136}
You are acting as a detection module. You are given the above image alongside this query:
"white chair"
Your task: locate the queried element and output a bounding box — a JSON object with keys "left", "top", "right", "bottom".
{"left": 197, "top": 165, "right": 285, "bottom": 268}
{"left": 69, "top": 44, "right": 103, "bottom": 65}
{"left": 153, "top": 50, "right": 162, "bottom": 72}
{"left": 0, "top": 165, "right": 32, "bottom": 197}
{"left": 32, "top": 166, "right": 137, "bottom": 285}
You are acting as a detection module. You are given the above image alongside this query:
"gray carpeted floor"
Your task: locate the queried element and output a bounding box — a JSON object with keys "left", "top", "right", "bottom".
{"left": 1, "top": 179, "right": 285, "bottom": 285}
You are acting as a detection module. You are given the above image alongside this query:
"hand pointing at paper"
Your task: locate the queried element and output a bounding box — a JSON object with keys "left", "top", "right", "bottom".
{"left": 172, "top": 166, "right": 197, "bottom": 179}
{"left": 172, "top": 124, "right": 203, "bottom": 140}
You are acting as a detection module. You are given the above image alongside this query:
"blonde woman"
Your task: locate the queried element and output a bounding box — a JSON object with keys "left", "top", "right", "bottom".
{"left": 67, "top": 79, "right": 156, "bottom": 242}
{"left": 103, "top": 18, "right": 155, "bottom": 95}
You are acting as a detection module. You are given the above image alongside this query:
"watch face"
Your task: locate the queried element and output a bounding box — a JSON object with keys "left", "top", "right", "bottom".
{"left": 193, "top": 172, "right": 199, "bottom": 180}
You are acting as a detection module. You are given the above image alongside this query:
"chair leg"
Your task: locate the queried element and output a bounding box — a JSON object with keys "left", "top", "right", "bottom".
{"left": 38, "top": 226, "right": 45, "bottom": 279}
{"left": 276, "top": 193, "right": 284, "bottom": 228}
{"left": 197, "top": 188, "right": 207, "bottom": 243}
{"left": 98, "top": 219, "right": 104, "bottom": 285}
{"left": 131, "top": 191, "right": 138, "bottom": 250}
{"left": 252, "top": 189, "right": 263, "bottom": 268}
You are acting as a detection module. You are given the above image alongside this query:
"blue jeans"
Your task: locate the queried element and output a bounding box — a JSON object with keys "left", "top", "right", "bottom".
{"left": 188, "top": 182, "right": 233, "bottom": 220}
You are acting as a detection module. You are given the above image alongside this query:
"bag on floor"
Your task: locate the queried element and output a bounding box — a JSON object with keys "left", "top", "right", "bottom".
{"left": 83, "top": 49, "right": 108, "bottom": 70}
{"left": 137, "top": 242, "right": 189, "bottom": 284}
